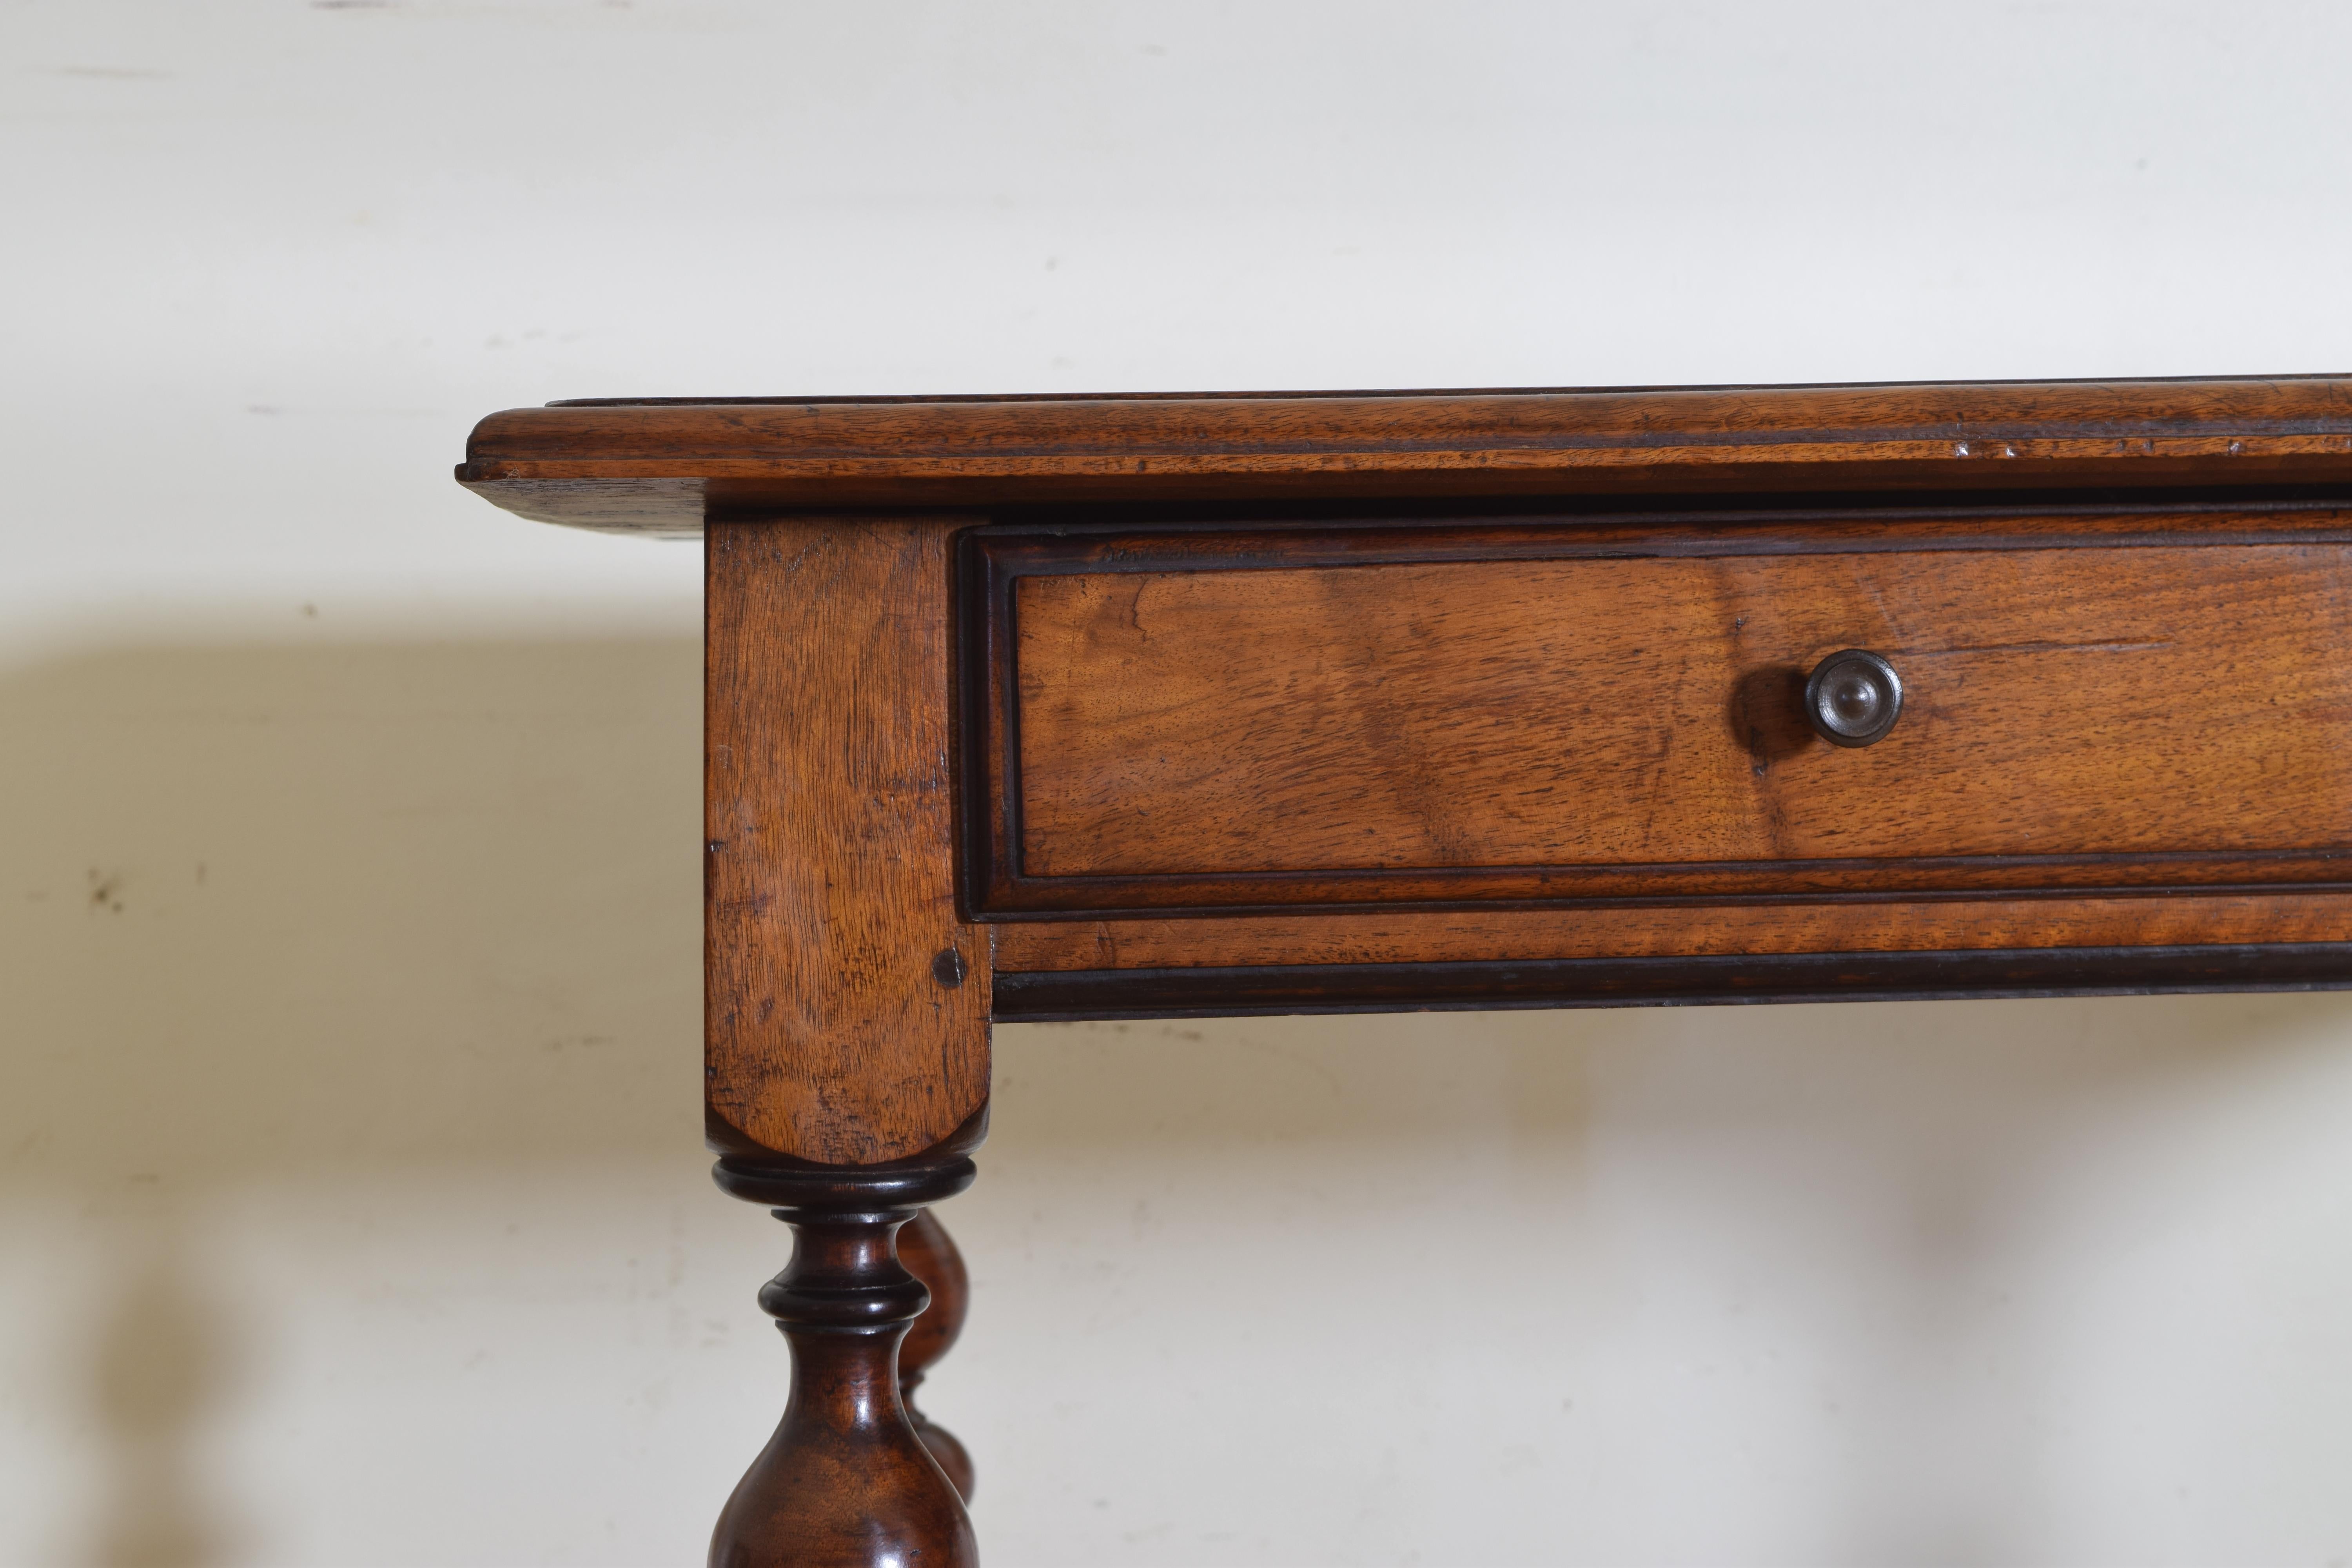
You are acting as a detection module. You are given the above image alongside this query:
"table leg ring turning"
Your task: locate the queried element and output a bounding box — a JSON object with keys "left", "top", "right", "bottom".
{"left": 708, "top": 1158, "right": 980, "bottom": 1568}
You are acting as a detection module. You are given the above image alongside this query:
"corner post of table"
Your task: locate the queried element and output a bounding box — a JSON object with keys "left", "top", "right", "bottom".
{"left": 704, "top": 518, "right": 989, "bottom": 1568}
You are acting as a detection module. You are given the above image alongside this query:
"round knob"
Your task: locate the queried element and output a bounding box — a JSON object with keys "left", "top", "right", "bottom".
{"left": 1804, "top": 649, "right": 1903, "bottom": 748}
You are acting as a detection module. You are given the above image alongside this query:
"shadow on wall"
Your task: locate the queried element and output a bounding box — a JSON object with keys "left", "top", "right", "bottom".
{"left": 82, "top": 1231, "right": 247, "bottom": 1568}
{"left": 8, "top": 633, "right": 2352, "bottom": 1564}
{"left": 0, "top": 634, "right": 706, "bottom": 1565}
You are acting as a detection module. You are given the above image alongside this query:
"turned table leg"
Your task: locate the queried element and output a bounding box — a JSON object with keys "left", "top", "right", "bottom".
{"left": 896, "top": 1209, "right": 975, "bottom": 1500}
{"left": 708, "top": 1158, "right": 979, "bottom": 1568}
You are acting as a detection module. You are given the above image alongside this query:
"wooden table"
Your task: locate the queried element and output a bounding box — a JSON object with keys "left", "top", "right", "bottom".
{"left": 458, "top": 376, "right": 2352, "bottom": 1566}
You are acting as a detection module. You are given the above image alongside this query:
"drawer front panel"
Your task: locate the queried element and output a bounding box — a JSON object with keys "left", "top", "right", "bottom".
{"left": 964, "top": 513, "right": 2352, "bottom": 914}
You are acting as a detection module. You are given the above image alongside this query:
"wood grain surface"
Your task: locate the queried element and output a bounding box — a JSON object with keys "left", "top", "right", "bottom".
{"left": 976, "top": 515, "right": 2352, "bottom": 913}
{"left": 706, "top": 520, "right": 989, "bottom": 1164}
{"left": 989, "top": 893, "right": 2352, "bottom": 973}
{"left": 459, "top": 376, "right": 2352, "bottom": 530}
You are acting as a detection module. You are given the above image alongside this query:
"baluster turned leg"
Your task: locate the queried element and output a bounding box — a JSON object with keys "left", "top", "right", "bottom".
{"left": 897, "top": 1209, "right": 974, "bottom": 1500}
{"left": 709, "top": 1158, "right": 978, "bottom": 1568}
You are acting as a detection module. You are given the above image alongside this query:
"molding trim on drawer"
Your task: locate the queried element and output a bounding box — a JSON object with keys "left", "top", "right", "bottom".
{"left": 989, "top": 943, "right": 2352, "bottom": 1022}
{"left": 960, "top": 506, "right": 2352, "bottom": 918}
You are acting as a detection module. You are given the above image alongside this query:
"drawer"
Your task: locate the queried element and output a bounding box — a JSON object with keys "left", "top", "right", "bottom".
{"left": 962, "top": 509, "right": 2352, "bottom": 915}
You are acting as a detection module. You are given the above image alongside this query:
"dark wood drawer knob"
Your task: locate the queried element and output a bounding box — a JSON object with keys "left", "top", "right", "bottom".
{"left": 1804, "top": 649, "right": 1904, "bottom": 747}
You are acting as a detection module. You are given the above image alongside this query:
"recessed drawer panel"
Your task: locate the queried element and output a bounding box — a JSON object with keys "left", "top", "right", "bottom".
{"left": 962, "top": 512, "right": 2352, "bottom": 914}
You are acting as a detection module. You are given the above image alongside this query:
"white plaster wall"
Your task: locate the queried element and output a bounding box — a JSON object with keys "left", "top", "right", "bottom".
{"left": 5, "top": 2, "right": 2352, "bottom": 1563}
